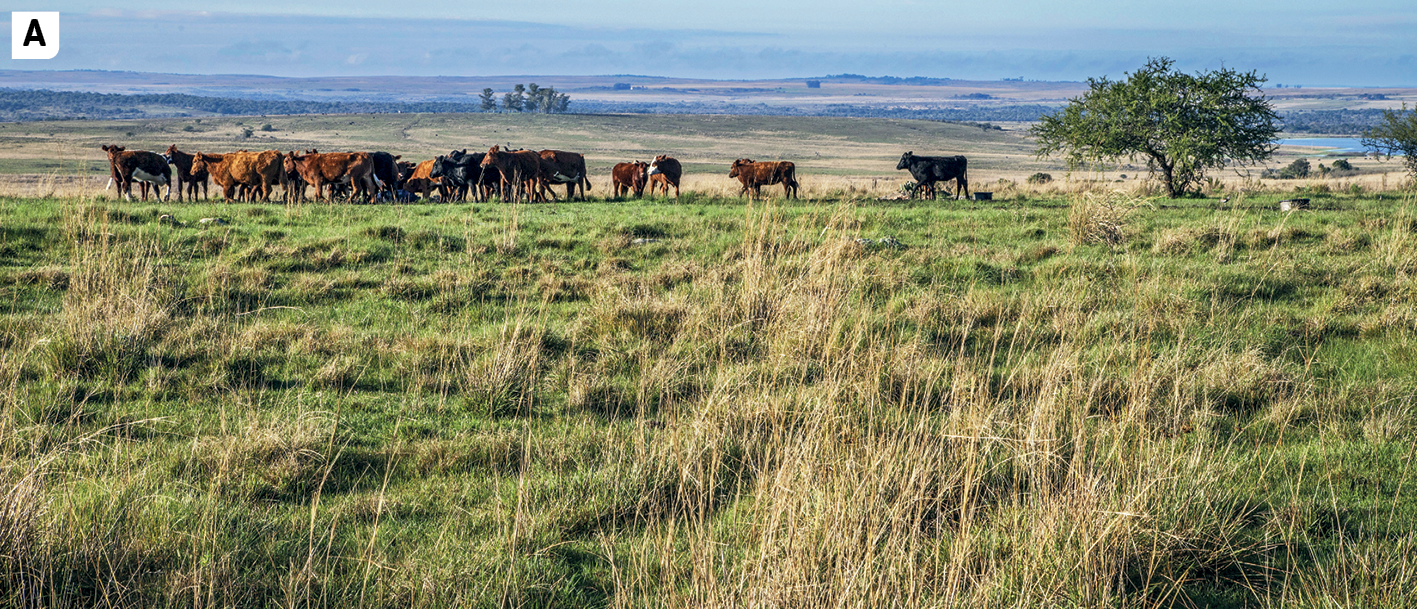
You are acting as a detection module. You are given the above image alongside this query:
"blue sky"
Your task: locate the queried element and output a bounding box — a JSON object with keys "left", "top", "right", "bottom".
{"left": 5, "top": 2, "right": 1415, "bottom": 84}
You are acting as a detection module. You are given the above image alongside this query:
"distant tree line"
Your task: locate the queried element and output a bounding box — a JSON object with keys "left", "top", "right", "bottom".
{"left": 479, "top": 84, "right": 571, "bottom": 113}
{"left": 820, "top": 74, "right": 956, "bottom": 86}
{"left": 1279, "top": 109, "right": 1394, "bottom": 135}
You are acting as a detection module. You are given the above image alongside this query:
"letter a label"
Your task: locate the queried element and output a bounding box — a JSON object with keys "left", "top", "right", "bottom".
{"left": 12, "top": 12, "right": 59, "bottom": 59}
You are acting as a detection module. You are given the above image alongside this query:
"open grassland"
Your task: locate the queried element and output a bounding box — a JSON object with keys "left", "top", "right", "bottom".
{"left": 1, "top": 184, "right": 1415, "bottom": 607}
{"left": 1, "top": 113, "right": 1408, "bottom": 197}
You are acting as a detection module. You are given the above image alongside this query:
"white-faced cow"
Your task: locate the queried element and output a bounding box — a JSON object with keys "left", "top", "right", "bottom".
{"left": 647, "top": 155, "right": 682, "bottom": 198}
{"left": 102, "top": 145, "right": 172, "bottom": 202}
{"left": 896, "top": 152, "right": 968, "bottom": 200}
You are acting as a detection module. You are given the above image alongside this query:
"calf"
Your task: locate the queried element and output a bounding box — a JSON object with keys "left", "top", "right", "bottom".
{"left": 728, "top": 159, "right": 798, "bottom": 199}
{"left": 164, "top": 145, "right": 208, "bottom": 201}
{"left": 647, "top": 155, "right": 682, "bottom": 198}
{"left": 102, "top": 144, "right": 171, "bottom": 202}
{"left": 612, "top": 162, "right": 649, "bottom": 198}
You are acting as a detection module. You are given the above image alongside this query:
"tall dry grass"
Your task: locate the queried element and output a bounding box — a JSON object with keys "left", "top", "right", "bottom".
{"left": 1, "top": 191, "right": 1414, "bottom": 607}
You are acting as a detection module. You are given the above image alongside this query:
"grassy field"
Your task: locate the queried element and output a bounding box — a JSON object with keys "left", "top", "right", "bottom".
{"left": 1, "top": 177, "right": 1415, "bottom": 606}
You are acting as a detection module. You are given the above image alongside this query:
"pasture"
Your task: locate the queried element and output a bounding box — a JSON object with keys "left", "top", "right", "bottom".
{"left": 1, "top": 168, "right": 1415, "bottom": 606}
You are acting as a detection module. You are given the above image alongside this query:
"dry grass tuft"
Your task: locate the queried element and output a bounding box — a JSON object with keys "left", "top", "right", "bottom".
{"left": 1069, "top": 191, "right": 1150, "bottom": 247}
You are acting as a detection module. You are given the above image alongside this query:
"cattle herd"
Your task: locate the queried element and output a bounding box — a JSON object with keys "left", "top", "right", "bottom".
{"left": 101, "top": 143, "right": 971, "bottom": 203}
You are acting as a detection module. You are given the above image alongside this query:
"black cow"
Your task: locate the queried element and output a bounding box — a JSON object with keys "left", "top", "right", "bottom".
{"left": 369, "top": 151, "right": 402, "bottom": 200}
{"left": 896, "top": 152, "right": 969, "bottom": 200}
{"left": 430, "top": 150, "right": 499, "bottom": 202}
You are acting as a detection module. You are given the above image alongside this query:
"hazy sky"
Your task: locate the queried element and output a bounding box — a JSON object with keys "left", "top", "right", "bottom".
{"left": 4, "top": 2, "right": 1415, "bottom": 84}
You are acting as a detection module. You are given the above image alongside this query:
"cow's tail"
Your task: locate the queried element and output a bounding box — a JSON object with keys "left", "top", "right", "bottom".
{"left": 105, "top": 177, "right": 114, "bottom": 191}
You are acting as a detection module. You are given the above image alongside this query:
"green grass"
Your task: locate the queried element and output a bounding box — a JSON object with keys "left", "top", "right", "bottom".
{"left": 1, "top": 187, "right": 1415, "bottom": 607}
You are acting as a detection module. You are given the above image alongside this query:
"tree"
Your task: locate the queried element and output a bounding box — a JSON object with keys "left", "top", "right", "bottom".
{"left": 524, "top": 83, "right": 542, "bottom": 112}
{"left": 1361, "top": 104, "right": 1417, "bottom": 178}
{"left": 479, "top": 88, "right": 497, "bottom": 112}
{"left": 503, "top": 84, "right": 526, "bottom": 112}
{"left": 1031, "top": 57, "right": 1280, "bottom": 198}
{"left": 552, "top": 93, "right": 571, "bottom": 113}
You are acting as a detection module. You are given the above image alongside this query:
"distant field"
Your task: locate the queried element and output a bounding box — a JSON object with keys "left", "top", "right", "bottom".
{"left": 1, "top": 187, "right": 1414, "bottom": 607}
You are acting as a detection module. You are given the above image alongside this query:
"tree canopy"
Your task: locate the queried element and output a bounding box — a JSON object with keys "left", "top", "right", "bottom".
{"left": 1361, "top": 104, "right": 1417, "bottom": 178}
{"left": 1031, "top": 57, "right": 1281, "bottom": 198}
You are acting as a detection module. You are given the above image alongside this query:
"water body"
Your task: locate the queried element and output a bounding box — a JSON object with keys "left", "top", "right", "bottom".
{"left": 1278, "top": 137, "right": 1369, "bottom": 155}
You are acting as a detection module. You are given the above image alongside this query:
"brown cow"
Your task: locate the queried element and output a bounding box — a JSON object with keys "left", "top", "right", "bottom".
{"left": 481, "top": 145, "right": 543, "bottom": 202}
{"left": 164, "top": 145, "right": 208, "bottom": 201}
{"left": 403, "top": 159, "right": 447, "bottom": 201}
{"left": 102, "top": 144, "right": 171, "bottom": 201}
{"left": 647, "top": 155, "right": 682, "bottom": 198}
{"left": 729, "top": 159, "right": 798, "bottom": 199}
{"left": 538, "top": 150, "right": 591, "bottom": 201}
{"left": 281, "top": 154, "right": 307, "bottom": 203}
{"left": 285, "top": 151, "right": 378, "bottom": 202}
{"left": 191, "top": 150, "right": 283, "bottom": 202}
{"left": 612, "top": 161, "right": 649, "bottom": 198}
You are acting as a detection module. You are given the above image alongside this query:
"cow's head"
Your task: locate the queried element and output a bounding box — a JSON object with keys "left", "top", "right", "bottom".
{"left": 283, "top": 152, "right": 300, "bottom": 176}
{"left": 101, "top": 144, "right": 125, "bottom": 160}
{"left": 648, "top": 155, "right": 669, "bottom": 176}
{"left": 430, "top": 155, "right": 448, "bottom": 178}
{"left": 896, "top": 152, "right": 914, "bottom": 170}
{"left": 165, "top": 144, "right": 180, "bottom": 157}
{"left": 728, "top": 158, "right": 754, "bottom": 178}
{"left": 481, "top": 146, "right": 502, "bottom": 167}
{"left": 191, "top": 152, "right": 211, "bottom": 174}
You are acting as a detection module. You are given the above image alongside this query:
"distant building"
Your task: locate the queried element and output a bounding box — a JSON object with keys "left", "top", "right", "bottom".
{"left": 806, "top": 80, "right": 821, "bottom": 89}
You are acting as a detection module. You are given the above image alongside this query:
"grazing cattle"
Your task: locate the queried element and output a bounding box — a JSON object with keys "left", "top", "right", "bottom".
{"left": 612, "top": 162, "right": 649, "bottom": 198}
{"left": 647, "top": 155, "right": 682, "bottom": 198}
{"left": 164, "top": 145, "right": 208, "bottom": 201}
{"left": 728, "top": 159, "right": 798, "bottom": 199}
{"left": 431, "top": 150, "right": 500, "bottom": 202}
{"left": 481, "top": 145, "right": 543, "bottom": 202}
{"left": 285, "top": 151, "right": 379, "bottom": 202}
{"left": 191, "top": 150, "right": 284, "bottom": 202}
{"left": 537, "top": 150, "right": 591, "bottom": 201}
{"left": 102, "top": 144, "right": 171, "bottom": 201}
{"left": 369, "top": 151, "right": 402, "bottom": 200}
{"left": 896, "top": 152, "right": 969, "bottom": 200}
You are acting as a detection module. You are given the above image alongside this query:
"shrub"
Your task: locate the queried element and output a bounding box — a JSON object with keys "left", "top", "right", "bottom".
{"left": 1278, "top": 158, "right": 1310, "bottom": 179}
{"left": 1027, "top": 172, "right": 1053, "bottom": 184}
{"left": 1331, "top": 159, "right": 1353, "bottom": 171}
{"left": 260, "top": 123, "right": 274, "bottom": 132}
